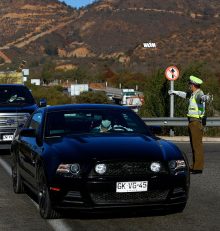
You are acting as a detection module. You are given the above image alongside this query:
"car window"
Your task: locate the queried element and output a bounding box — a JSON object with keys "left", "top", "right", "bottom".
{"left": 29, "top": 112, "right": 42, "bottom": 131}
{"left": 45, "top": 109, "right": 151, "bottom": 137}
{"left": 0, "top": 85, "right": 35, "bottom": 105}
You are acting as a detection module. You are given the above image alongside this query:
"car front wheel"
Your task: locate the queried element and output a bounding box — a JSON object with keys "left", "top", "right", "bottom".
{"left": 38, "top": 168, "right": 61, "bottom": 219}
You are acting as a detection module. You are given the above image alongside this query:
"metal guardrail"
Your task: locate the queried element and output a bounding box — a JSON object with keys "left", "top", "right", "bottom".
{"left": 142, "top": 117, "right": 220, "bottom": 127}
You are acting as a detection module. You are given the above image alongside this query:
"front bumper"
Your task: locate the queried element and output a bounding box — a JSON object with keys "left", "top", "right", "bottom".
{"left": 0, "top": 142, "right": 11, "bottom": 150}
{"left": 49, "top": 171, "right": 189, "bottom": 211}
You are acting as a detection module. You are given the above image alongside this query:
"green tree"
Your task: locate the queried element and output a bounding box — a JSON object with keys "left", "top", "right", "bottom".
{"left": 74, "top": 91, "right": 111, "bottom": 104}
{"left": 45, "top": 45, "right": 58, "bottom": 56}
{"left": 0, "top": 57, "right": 4, "bottom": 64}
{"left": 27, "top": 84, "right": 72, "bottom": 106}
{"left": 140, "top": 69, "right": 170, "bottom": 117}
{"left": 41, "top": 60, "right": 56, "bottom": 82}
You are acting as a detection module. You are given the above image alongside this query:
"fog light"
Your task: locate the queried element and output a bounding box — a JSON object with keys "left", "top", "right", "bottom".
{"left": 150, "top": 162, "right": 161, "bottom": 172}
{"left": 176, "top": 160, "right": 186, "bottom": 169}
{"left": 169, "top": 160, "right": 186, "bottom": 170}
{"left": 95, "top": 164, "right": 107, "bottom": 175}
{"left": 70, "top": 163, "right": 80, "bottom": 174}
{"left": 169, "top": 160, "right": 177, "bottom": 169}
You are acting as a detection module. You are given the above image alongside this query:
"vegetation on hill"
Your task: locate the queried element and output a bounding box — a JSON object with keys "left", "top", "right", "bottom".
{"left": 26, "top": 84, "right": 72, "bottom": 105}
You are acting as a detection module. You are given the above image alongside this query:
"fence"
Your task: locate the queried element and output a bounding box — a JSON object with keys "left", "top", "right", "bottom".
{"left": 142, "top": 117, "right": 220, "bottom": 127}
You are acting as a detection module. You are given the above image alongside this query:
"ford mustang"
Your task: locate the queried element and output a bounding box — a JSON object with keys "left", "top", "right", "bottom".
{"left": 11, "top": 104, "right": 190, "bottom": 219}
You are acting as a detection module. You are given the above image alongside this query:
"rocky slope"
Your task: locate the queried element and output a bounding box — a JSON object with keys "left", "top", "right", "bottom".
{"left": 0, "top": 0, "right": 219, "bottom": 74}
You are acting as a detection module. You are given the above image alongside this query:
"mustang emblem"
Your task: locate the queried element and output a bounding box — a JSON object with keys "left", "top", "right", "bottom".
{"left": 123, "top": 164, "right": 134, "bottom": 173}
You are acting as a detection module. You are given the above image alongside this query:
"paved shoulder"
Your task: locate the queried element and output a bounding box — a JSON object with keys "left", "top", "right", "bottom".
{"left": 0, "top": 157, "right": 53, "bottom": 231}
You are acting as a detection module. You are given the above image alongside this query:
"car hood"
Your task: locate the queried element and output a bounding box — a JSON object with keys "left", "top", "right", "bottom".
{"left": 44, "top": 133, "right": 183, "bottom": 163}
{"left": 0, "top": 104, "right": 37, "bottom": 113}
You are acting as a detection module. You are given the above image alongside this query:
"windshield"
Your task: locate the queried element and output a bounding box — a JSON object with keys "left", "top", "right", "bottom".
{"left": 45, "top": 109, "right": 151, "bottom": 137}
{"left": 0, "top": 85, "right": 35, "bottom": 105}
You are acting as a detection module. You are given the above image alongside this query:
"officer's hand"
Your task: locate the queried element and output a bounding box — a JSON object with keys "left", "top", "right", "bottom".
{"left": 168, "top": 90, "right": 177, "bottom": 95}
{"left": 201, "top": 94, "right": 212, "bottom": 102}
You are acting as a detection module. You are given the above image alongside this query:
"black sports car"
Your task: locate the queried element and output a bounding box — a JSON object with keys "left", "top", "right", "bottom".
{"left": 11, "top": 104, "right": 190, "bottom": 219}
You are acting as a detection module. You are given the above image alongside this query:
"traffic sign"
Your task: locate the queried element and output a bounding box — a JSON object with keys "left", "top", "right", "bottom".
{"left": 165, "top": 66, "right": 179, "bottom": 81}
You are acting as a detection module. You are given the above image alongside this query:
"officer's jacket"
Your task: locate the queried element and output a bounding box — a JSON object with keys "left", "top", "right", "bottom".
{"left": 187, "top": 89, "right": 205, "bottom": 119}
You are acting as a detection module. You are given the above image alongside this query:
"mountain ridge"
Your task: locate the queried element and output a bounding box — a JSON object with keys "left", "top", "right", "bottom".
{"left": 0, "top": 0, "right": 219, "bottom": 75}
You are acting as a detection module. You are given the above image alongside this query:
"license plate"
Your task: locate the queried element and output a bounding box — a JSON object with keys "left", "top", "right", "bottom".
{"left": 116, "top": 181, "right": 148, "bottom": 193}
{"left": 2, "top": 135, "right": 13, "bottom": 141}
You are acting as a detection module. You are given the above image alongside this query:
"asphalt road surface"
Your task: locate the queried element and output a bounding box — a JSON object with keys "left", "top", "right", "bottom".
{"left": 0, "top": 142, "right": 219, "bottom": 231}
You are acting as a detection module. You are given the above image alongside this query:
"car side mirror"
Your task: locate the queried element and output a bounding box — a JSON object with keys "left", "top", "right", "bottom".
{"left": 39, "top": 98, "right": 47, "bottom": 107}
{"left": 20, "top": 128, "right": 36, "bottom": 137}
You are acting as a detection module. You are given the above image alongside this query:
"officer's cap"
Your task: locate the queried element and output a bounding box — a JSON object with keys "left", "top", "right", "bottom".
{"left": 189, "top": 75, "right": 203, "bottom": 86}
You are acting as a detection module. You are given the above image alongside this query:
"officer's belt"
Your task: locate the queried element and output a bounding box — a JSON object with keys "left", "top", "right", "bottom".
{"left": 187, "top": 117, "right": 201, "bottom": 123}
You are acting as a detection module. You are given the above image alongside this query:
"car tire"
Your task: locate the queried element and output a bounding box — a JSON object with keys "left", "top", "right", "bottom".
{"left": 12, "top": 160, "right": 25, "bottom": 194}
{"left": 38, "top": 167, "right": 61, "bottom": 219}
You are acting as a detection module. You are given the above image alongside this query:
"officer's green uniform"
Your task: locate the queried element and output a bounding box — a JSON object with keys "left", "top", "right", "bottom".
{"left": 187, "top": 76, "right": 205, "bottom": 171}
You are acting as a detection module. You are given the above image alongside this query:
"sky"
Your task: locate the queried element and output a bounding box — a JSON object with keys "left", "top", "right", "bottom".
{"left": 59, "top": 0, "right": 96, "bottom": 8}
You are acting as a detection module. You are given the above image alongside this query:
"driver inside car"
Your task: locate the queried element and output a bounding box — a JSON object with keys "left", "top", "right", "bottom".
{"left": 92, "top": 119, "right": 112, "bottom": 133}
{"left": 92, "top": 119, "right": 133, "bottom": 133}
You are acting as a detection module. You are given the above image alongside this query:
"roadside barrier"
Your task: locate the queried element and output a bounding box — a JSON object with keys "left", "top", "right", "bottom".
{"left": 142, "top": 117, "right": 220, "bottom": 127}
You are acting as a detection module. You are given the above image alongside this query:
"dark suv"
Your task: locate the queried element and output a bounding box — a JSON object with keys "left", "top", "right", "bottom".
{"left": 0, "top": 84, "right": 40, "bottom": 149}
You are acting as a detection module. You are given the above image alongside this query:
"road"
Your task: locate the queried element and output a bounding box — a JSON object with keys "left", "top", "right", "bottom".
{"left": 0, "top": 142, "right": 220, "bottom": 231}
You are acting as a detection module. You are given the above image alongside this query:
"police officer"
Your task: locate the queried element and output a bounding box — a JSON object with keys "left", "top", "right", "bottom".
{"left": 169, "top": 76, "right": 210, "bottom": 174}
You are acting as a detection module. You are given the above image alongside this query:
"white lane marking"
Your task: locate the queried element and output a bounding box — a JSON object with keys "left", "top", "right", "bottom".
{"left": 48, "top": 220, "right": 73, "bottom": 231}
{"left": 0, "top": 157, "right": 73, "bottom": 231}
{"left": 0, "top": 157, "right": 12, "bottom": 176}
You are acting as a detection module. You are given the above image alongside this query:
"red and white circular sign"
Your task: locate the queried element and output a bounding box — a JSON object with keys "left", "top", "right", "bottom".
{"left": 165, "top": 66, "right": 179, "bottom": 81}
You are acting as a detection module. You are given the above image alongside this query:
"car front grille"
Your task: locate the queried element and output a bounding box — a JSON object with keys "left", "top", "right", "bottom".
{"left": 0, "top": 128, "right": 15, "bottom": 133}
{"left": 90, "top": 190, "right": 169, "bottom": 205}
{"left": 0, "top": 113, "right": 29, "bottom": 128}
{"left": 89, "top": 161, "right": 168, "bottom": 177}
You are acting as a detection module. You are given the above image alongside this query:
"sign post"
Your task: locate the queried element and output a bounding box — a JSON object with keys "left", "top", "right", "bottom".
{"left": 165, "top": 66, "right": 179, "bottom": 136}
{"left": 170, "top": 80, "right": 174, "bottom": 117}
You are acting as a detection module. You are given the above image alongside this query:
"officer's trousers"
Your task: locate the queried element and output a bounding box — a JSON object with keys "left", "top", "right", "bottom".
{"left": 188, "top": 120, "right": 204, "bottom": 170}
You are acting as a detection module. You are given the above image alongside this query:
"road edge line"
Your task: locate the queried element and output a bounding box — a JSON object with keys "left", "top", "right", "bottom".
{"left": 0, "top": 157, "right": 73, "bottom": 231}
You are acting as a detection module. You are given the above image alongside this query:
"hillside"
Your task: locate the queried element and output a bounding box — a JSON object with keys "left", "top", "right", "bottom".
{"left": 0, "top": 0, "right": 220, "bottom": 75}
{"left": 66, "top": 0, "right": 220, "bottom": 72}
{"left": 0, "top": 0, "right": 78, "bottom": 66}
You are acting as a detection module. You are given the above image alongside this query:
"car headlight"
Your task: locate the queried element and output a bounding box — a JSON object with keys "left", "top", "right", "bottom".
{"left": 56, "top": 163, "right": 80, "bottom": 175}
{"left": 150, "top": 162, "right": 161, "bottom": 173}
{"left": 95, "top": 163, "right": 107, "bottom": 175}
{"left": 169, "top": 160, "right": 186, "bottom": 170}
